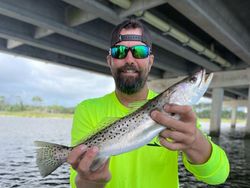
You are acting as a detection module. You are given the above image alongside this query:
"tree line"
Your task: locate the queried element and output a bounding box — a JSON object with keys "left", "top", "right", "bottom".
{"left": 0, "top": 96, "right": 74, "bottom": 114}
{"left": 193, "top": 103, "right": 246, "bottom": 119}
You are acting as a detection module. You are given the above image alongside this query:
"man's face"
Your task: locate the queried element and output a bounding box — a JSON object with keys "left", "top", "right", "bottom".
{"left": 108, "top": 28, "right": 154, "bottom": 95}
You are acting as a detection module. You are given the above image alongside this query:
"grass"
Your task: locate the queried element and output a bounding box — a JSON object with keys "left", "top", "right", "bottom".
{"left": 0, "top": 111, "right": 73, "bottom": 118}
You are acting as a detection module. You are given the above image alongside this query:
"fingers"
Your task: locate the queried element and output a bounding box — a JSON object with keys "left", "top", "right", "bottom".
{"left": 164, "top": 104, "right": 193, "bottom": 115}
{"left": 151, "top": 110, "right": 186, "bottom": 131}
{"left": 159, "top": 136, "right": 186, "bottom": 151}
{"left": 151, "top": 104, "right": 196, "bottom": 131}
{"left": 151, "top": 104, "right": 198, "bottom": 152}
{"left": 67, "top": 145, "right": 99, "bottom": 174}
{"left": 160, "top": 129, "right": 186, "bottom": 142}
{"left": 77, "top": 146, "right": 99, "bottom": 176}
{"left": 67, "top": 145, "right": 88, "bottom": 170}
{"left": 68, "top": 145, "right": 111, "bottom": 184}
{"left": 160, "top": 129, "right": 196, "bottom": 146}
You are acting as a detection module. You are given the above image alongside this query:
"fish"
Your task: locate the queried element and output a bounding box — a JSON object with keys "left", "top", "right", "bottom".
{"left": 34, "top": 69, "right": 213, "bottom": 177}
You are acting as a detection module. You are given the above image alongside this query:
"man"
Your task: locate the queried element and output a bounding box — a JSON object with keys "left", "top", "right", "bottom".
{"left": 67, "top": 19, "right": 229, "bottom": 188}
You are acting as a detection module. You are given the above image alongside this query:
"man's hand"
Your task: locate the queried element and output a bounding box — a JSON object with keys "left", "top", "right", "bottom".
{"left": 67, "top": 145, "right": 111, "bottom": 188}
{"left": 151, "top": 104, "right": 212, "bottom": 164}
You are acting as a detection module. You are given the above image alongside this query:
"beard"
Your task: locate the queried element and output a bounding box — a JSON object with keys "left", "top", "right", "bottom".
{"left": 113, "top": 64, "right": 148, "bottom": 95}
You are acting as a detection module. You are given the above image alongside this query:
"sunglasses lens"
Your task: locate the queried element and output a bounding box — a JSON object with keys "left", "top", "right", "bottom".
{"left": 132, "top": 45, "right": 150, "bottom": 59}
{"left": 111, "top": 45, "right": 128, "bottom": 59}
{"left": 110, "top": 45, "right": 150, "bottom": 59}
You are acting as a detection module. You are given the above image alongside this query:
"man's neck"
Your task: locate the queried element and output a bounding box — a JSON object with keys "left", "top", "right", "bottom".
{"left": 115, "top": 85, "right": 149, "bottom": 107}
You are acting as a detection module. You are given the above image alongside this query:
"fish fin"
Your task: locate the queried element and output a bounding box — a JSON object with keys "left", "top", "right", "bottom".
{"left": 127, "top": 100, "right": 149, "bottom": 113}
{"left": 90, "top": 156, "right": 109, "bottom": 171}
{"left": 34, "top": 141, "right": 71, "bottom": 177}
{"left": 127, "top": 100, "right": 148, "bottom": 108}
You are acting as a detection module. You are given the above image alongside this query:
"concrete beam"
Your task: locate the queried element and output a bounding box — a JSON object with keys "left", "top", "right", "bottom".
{"left": 65, "top": 6, "right": 97, "bottom": 27}
{"left": 0, "top": 39, "right": 110, "bottom": 75}
{"left": 210, "top": 69, "right": 250, "bottom": 88}
{"left": 0, "top": 15, "right": 108, "bottom": 66}
{"left": 62, "top": 0, "right": 121, "bottom": 25}
{"left": 225, "top": 88, "right": 248, "bottom": 99}
{"left": 167, "top": 0, "right": 250, "bottom": 65}
{"left": 34, "top": 28, "right": 54, "bottom": 39}
{"left": 223, "top": 100, "right": 248, "bottom": 107}
{"left": 210, "top": 88, "right": 224, "bottom": 137}
{"left": 0, "top": 0, "right": 108, "bottom": 49}
{"left": 150, "top": 69, "right": 250, "bottom": 91}
{"left": 13, "top": 7, "right": 97, "bottom": 48}
{"left": 118, "top": 0, "right": 167, "bottom": 18}
{"left": 6, "top": 39, "right": 23, "bottom": 49}
{"left": 150, "top": 31, "right": 221, "bottom": 71}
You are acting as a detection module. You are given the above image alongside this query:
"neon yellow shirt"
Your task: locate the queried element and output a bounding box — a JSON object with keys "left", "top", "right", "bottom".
{"left": 70, "top": 91, "right": 229, "bottom": 187}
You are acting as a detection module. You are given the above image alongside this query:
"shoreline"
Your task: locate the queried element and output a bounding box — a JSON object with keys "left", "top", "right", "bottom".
{"left": 0, "top": 112, "right": 246, "bottom": 124}
{"left": 0, "top": 111, "right": 73, "bottom": 119}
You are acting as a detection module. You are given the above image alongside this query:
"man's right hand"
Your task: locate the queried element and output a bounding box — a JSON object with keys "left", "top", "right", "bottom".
{"left": 67, "top": 145, "right": 111, "bottom": 188}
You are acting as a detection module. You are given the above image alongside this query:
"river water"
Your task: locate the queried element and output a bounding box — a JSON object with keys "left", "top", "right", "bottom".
{"left": 0, "top": 116, "right": 249, "bottom": 188}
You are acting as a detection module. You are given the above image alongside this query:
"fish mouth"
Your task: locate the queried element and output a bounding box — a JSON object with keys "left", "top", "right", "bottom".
{"left": 204, "top": 71, "right": 214, "bottom": 85}
{"left": 199, "top": 69, "right": 213, "bottom": 87}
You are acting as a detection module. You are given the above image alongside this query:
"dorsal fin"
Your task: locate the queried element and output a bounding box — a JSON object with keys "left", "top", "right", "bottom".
{"left": 72, "top": 117, "right": 121, "bottom": 147}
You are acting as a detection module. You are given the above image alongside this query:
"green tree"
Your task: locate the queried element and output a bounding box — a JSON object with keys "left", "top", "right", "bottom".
{"left": 0, "top": 96, "right": 6, "bottom": 110}
{"left": 32, "top": 96, "right": 43, "bottom": 106}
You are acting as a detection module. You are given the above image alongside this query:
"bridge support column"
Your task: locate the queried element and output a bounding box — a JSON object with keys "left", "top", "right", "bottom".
{"left": 210, "top": 88, "right": 224, "bottom": 137}
{"left": 246, "top": 86, "right": 250, "bottom": 138}
{"left": 231, "top": 103, "right": 237, "bottom": 129}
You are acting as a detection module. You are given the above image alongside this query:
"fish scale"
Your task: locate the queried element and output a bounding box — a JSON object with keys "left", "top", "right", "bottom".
{"left": 35, "top": 69, "right": 213, "bottom": 177}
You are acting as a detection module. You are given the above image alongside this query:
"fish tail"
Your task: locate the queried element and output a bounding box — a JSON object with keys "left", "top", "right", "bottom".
{"left": 34, "top": 141, "right": 72, "bottom": 177}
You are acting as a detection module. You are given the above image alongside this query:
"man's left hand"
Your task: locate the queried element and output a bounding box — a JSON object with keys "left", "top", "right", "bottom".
{"left": 151, "top": 104, "right": 212, "bottom": 164}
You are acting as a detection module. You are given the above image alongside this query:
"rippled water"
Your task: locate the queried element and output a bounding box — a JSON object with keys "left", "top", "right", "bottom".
{"left": 0, "top": 116, "right": 250, "bottom": 187}
{"left": 179, "top": 122, "right": 250, "bottom": 188}
{"left": 0, "top": 117, "right": 71, "bottom": 188}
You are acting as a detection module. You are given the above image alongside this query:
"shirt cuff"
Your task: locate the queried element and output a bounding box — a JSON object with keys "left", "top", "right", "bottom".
{"left": 183, "top": 139, "right": 229, "bottom": 184}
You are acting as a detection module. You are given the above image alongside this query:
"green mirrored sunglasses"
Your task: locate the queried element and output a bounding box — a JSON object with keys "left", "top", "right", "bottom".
{"left": 110, "top": 45, "right": 151, "bottom": 59}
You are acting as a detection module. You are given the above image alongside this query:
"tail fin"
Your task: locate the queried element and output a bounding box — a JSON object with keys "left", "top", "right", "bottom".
{"left": 34, "top": 141, "right": 72, "bottom": 177}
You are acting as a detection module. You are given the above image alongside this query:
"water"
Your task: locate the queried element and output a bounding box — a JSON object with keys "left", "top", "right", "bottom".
{"left": 179, "top": 122, "right": 250, "bottom": 188}
{"left": 0, "top": 117, "right": 72, "bottom": 188}
{"left": 0, "top": 117, "right": 250, "bottom": 188}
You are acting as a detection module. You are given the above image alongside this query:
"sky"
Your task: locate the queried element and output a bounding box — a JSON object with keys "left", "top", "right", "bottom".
{"left": 0, "top": 52, "right": 115, "bottom": 107}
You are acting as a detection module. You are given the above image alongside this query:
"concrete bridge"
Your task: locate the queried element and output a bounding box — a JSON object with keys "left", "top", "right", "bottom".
{"left": 0, "top": 0, "right": 250, "bottom": 137}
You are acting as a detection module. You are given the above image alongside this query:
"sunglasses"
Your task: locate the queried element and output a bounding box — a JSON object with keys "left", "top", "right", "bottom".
{"left": 110, "top": 45, "right": 151, "bottom": 59}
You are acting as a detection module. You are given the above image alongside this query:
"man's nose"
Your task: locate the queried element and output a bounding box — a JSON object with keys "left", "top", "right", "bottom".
{"left": 124, "top": 50, "right": 135, "bottom": 63}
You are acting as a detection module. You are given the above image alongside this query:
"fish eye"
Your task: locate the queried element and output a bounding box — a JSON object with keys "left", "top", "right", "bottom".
{"left": 189, "top": 76, "right": 197, "bottom": 83}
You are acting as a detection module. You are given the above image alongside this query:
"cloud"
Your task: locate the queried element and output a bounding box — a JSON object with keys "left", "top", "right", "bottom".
{"left": 0, "top": 52, "right": 115, "bottom": 107}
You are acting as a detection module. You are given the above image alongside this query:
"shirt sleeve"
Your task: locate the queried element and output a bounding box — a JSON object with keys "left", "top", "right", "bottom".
{"left": 182, "top": 137, "right": 230, "bottom": 185}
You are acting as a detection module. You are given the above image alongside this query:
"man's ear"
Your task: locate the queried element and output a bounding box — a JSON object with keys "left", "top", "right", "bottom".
{"left": 148, "top": 54, "right": 154, "bottom": 71}
{"left": 107, "top": 55, "right": 112, "bottom": 67}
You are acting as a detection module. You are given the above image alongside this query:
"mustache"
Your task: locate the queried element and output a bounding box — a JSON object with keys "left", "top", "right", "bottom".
{"left": 117, "top": 64, "right": 139, "bottom": 73}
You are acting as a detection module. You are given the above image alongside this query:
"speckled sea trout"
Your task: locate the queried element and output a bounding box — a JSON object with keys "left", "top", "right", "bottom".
{"left": 35, "top": 69, "right": 213, "bottom": 177}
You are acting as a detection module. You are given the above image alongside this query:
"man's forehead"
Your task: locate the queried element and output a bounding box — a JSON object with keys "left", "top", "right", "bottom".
{"left": 120, "top": 28, "right": 142, "bottom": 35}
{"left": 113, "top": 29, "right": 147, "bottom": 46}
